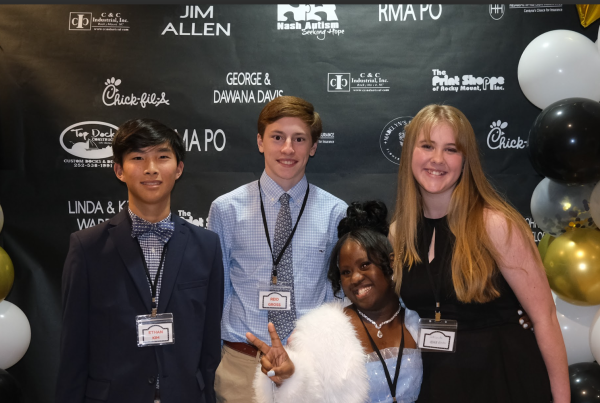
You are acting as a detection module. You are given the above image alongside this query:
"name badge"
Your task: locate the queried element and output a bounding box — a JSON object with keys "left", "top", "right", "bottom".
{"left": 136, "top": 313, "right": 175, "bottom": 347}
{"left": 258, "top": 280, "right": 292, "bottom": 311}
{"left": 417, "top": 318, "right": 457, "bottom": 353}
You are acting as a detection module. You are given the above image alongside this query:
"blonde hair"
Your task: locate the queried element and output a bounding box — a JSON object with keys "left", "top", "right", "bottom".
{"left": 392, "top": 104, "right": 534, "bottom": 303}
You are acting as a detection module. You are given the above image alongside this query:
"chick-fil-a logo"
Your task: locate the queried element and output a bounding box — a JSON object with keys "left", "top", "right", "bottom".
{"left": 487, "top": 120, "right": 526, "bottom": 150}
{"left": 102, "top": 77, "right": 170, "bottom": 108}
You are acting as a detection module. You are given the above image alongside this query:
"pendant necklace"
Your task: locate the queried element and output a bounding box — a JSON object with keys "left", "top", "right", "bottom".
{"left": 355, "top": 305, "right": 401, "bottom": 338}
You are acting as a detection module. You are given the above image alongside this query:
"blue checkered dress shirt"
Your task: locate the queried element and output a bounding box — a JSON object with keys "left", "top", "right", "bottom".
{"left": 207, "top": 171, "right": 348, "bottom": 345}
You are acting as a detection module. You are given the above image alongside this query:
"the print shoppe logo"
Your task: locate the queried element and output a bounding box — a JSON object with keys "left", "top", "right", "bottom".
{"left": 432, "top": 69, "right": 505, "bottom": 92}
{"left": 277, "top": 4, "right": 344, "bottom": 40}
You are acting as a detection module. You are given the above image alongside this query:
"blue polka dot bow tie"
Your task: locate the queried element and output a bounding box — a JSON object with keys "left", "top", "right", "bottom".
{"left": 131, "top": 221, "right": 175, "bottom": 243}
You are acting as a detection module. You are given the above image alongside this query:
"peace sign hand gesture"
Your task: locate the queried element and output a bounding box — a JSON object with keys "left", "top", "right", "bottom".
{"left": 246, "top": 322, "right": 295, "bottom": 386}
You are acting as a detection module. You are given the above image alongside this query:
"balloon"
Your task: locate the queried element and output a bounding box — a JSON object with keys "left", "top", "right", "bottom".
{"left": 0, "top": 248, "right": 13, "bottom": 302}
{"left": 591, "top": 182, "right": 600, "bottom": 231}
{"left": 569, "top": 362, "right": 600, "bottom": 402}
{"left": 577, "top": 4, "right": 600, "bottom": 28}
{"left": 528, "top": 98, "right": 600, "bottom": 185}
{"left": 518, "top": 30, "right": 600, "bottom": 109}
{"left": 0, "top": 368, "right": 22, "bottom": 403}
{"left": 556, "top": 297, "right": 598, "bottom": 364}
{"left": 0, "top": 301, "right": 30, "bottom": 369}
{"left": 544, "top": 228, "right": 600, "bottom": 305}
{"left": 538, "top": 233, "right": 556, "bottom": 261}
{"left": 0, "top": 204, "right": 3, "bottom": 233}
{"left": 589, "top": 307, "right": 600, "bottom": 363}
{"left": 531, "top": 178, "right": 596, "bottom": 236}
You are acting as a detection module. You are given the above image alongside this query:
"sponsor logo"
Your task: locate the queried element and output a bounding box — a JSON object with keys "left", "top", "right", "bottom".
{"left": 102, "top": 77, "right": 170, "bottom": 108}
{"left": 380, "top": 117, "right": 412, "bottom": 165}
{"left": 277, "top": 4, "right": 344, "bottom": 40}
{"left": 486, "top": 120, "right": 527, "bottom": 150}
{"left": 174, "top": 128, "right": 227, "bottom": 152}
{"left": 178, "top": 210, "right": 207, "bottom": 228}
{"left": 162, "top": 6, "right": 231, "bottom": 36}
{"left": 319, "top": 132, "right": 335, "bottom": 144}
{"left": 378, "top": 4, "right": 442, "bottom": 21}
{"left": 69, "top": 11, "right": 130, "bottom": 32}
{"left": 213, "top": 72, "right": 283, "bottom": 104}
{"left": 509, "top": 4, "right": 563, "bottom": 13}
{"left": 432, "top": 69, "right": 504, "bottom": 92}
{"left": 68, "top": 199, "right": 127, "bottom": 230}
{"left": 60, "top": 121, "right": 117, "bottom": 161}
{"left": 525, "top": 217, "right": 544, "bottom": 243}
{"left": 328, "top": 72, "right": 390, "bottom": 92}
{"left": 489, "top": 4, "right": 505, "bottom": 20}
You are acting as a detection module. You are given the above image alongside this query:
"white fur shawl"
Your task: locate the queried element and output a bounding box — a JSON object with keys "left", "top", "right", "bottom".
{"left": 253, "top": 302, "right": 369, "bottom": 403}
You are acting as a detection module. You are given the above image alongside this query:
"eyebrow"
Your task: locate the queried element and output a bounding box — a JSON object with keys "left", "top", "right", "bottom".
{"left": 418, "top": 139, "right": 457, "bottom": 146}
{"left": 270, "top": 130, "right": 309, "bottom": 136}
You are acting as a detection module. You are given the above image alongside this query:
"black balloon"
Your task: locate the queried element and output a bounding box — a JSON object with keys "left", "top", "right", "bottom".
{"left": 528, "top": 97, "right": 600, "bottom": 184}
{"left": 570, "top": 362, "right": 600, "bottom": 402}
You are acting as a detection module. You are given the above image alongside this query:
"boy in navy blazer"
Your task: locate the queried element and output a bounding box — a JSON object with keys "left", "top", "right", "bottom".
{"left": 56, "top": 119, "right": 223, "bottom": 403}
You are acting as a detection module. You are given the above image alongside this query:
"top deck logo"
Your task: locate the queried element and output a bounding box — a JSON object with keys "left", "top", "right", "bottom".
{"left": 277, "top": 4, "right": 345, "bottom": 40}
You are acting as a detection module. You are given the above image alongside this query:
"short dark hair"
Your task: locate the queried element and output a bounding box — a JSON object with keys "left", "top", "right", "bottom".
{"left": 257, "top": 96, "right": 322, "bottom": 144}
{"left": 112, "top": 118, "right": 185, "bottom": 165}
{"left": 327, "top": 201, "right": 394, "bottom": 298}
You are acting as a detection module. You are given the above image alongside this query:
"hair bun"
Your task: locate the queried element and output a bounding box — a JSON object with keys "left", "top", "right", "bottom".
{"left": 337, "top": 200, "right": 389, "bottom": 238}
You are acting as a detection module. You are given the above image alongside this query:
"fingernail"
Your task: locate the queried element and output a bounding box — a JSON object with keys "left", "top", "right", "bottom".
{"left": 517, "top": 310, "right": 523, "bottom": 315}
{"left": 519, "top": 319, "right": 524, "bottom": 325}
{"left": 523, "top": 324, "right": 529, "bottom": 329}
{"left": 267, "top": 370, "right": 275, "bottom": 377}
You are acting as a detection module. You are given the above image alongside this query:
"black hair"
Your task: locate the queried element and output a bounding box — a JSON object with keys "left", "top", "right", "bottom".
{"left": 327, "top": 200, "right": 394, "bottom": 298}
{"left": 111, "top": 118, "right": 185, "bottom": 165}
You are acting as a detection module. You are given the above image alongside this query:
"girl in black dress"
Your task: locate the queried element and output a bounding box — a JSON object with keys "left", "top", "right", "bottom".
{"left": 390, "top": 104, "right": 569, "bottom": 403}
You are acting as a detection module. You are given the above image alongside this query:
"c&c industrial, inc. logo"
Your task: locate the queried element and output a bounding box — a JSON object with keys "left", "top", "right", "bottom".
{"left": 486, "top": 120, "right": 527, "bottom": 150}
{"left": 432, "top": 69, "right": 505, "bottom": 92}
{"left": 277, "top": 4, "right": 344, "bottom": 40}
{"left": 380, "top": 117, "right": 412, "bottom": 165}
{"left": 328, "top": 72, "right": 390, "bottom": 93}
{"left": 489, "top": 4, "right": 505, "bottom": 20}
{"left": 69, "top": 11, "right": 130, "bottom": 32}
{"left": 60, "top": 121, "right": 117, "bottom": 167}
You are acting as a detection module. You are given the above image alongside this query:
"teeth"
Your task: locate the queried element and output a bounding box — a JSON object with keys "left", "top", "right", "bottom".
{"left": 280, "top": 160, "right": 295, "bottom": 165}
{"left": 357, "top": 286, "right": 372, "bottom": 296}
{"left": 427, "top": 170, "right": 445, "bottom": 176}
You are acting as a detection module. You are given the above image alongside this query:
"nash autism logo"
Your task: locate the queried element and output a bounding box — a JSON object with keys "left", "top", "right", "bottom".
{"left": 277, "top": 4, "right": 345, "bottom": 40}
{"left": 60, "top": 121, "right": 117, "bottom": 159}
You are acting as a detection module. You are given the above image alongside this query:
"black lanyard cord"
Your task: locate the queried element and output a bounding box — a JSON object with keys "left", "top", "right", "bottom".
{"left": 421, "top": 218, "right": 451, "bottom": 321}
{"left": 137, "top": 241, "right": 168, "bottom": 317}
{"left": 356, "top": 306, "right": 406, "bottom": 402}
{"left": 258, "top": 180, "right": 310, "bottom": 281}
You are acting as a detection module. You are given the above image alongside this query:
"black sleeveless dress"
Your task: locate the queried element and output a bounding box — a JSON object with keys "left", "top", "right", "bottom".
{"left": 401, "top": 216, "right": 552, "bottom": 403}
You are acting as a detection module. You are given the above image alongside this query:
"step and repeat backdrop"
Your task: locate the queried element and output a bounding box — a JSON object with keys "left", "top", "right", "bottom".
{"left": 0, "top": 4, "right": 595, "bottom": 402}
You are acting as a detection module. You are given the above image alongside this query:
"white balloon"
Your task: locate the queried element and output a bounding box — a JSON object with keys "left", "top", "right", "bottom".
{"left": 591, "top": 182, "right": 600, "bottom": 229}
{"left": 518, "top": 29, "right": 600, "bottom": 109}
{"left": 0, "top": 300, "right": 31, "bottom": 369}
{"left": 556, "top": 296, "right": 599, "bottom": 365}
{"left": 589, "top": 306, "right": 600, "bottom": 362}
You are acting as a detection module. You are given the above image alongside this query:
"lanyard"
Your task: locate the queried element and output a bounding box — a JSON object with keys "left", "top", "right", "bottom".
{"left": 258, "top": 180, "right": 310, "bottom": 285}
{"left": 137, "top": 241, "right": 168, "bottom": 317}
{"left": 421, "top": 218, "right": 450, "bottom": 322}
{"left": 356, "top": 306, "right": 406, "bottom": 402}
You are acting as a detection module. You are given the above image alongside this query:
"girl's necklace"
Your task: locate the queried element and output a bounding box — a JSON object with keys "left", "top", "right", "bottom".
{"left": 355, "top": 305, "right": 401, "bottom": 338}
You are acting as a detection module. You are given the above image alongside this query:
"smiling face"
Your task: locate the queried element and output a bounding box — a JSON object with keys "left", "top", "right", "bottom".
{"left": 257, "top": 116, "right": 317, "bottom": 191}
{"left": 338, "top": 239, "right": 396, "bottom": 313}
{"left": 411, "top": 123, "right": 464, "bottom": 200}
{"left": 114, "top": 142, "right": 184, "bottom": 221}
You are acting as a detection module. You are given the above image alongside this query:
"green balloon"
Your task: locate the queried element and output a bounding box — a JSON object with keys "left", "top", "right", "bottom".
{"left": 0, "top": 247, "right": 14, "bottom": 302}
{"left": 538, "top": 233, "right": 555, "bottom": 261}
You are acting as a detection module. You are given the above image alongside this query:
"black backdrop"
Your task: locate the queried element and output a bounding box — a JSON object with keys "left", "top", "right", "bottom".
{"left": 0, "top": 4, "right": 595, "bottom": 402}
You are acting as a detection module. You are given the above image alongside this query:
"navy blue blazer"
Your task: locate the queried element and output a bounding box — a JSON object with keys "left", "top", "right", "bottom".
{"left": 56, "top": 210, "right": 223, "bottom": 403}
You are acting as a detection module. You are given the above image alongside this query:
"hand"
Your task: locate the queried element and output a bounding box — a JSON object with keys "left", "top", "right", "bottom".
{"left": 518, "top": 309, "right": 534, "bottom": 331}
{"left": 246, "top": 322, "right": 295, "bottom": 386}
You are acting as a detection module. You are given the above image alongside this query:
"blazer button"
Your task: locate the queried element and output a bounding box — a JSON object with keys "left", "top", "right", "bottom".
{"left": 148, "top": 377, "right": 155, "bottom": 384}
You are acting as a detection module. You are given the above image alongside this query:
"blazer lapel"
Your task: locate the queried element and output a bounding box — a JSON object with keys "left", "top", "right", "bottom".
{"left": 158, "top": 215, "right": 189, "bottom": 313}
{"left": 109, "top": 210, "right": 152, "bottom": 313}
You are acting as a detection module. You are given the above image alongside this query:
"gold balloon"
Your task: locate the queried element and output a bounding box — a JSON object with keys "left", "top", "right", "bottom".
{"left": 0, "top": 247, "right": 14, "bottom": 302}
{"left": 577, "top": 4, "right": 600, "bottom": 28}
{"left": 537, "top": 233, "right": 555, "bottom": 261}
{"left": 544, "top": 228, "right": 600, "bottom": 305}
